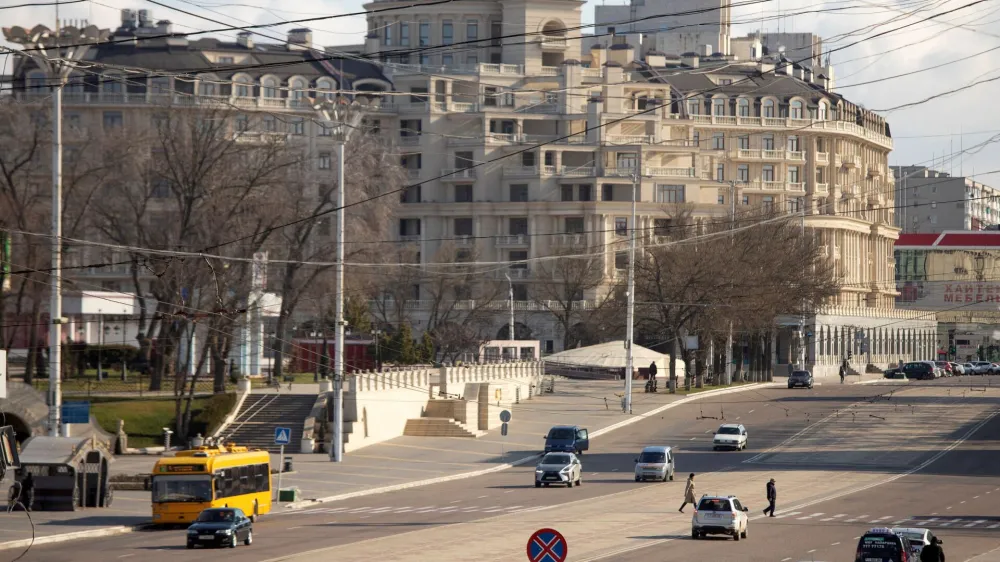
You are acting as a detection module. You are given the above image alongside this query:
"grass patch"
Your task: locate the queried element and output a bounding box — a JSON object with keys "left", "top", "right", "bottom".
{"left": 91, "top": 393, "right": 236, "bottom": 449}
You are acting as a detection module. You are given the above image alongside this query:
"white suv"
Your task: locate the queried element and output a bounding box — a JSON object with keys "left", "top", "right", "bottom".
{"left": 691, "top": 495, "right": 749, "bottom": 540}
{"left": 713, "top": 424, "right": 748, "bottom": 451}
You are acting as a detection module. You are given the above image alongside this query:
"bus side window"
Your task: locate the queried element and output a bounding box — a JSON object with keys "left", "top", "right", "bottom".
{"left": 255, "top": 463, "right": 268, "bottom": 492}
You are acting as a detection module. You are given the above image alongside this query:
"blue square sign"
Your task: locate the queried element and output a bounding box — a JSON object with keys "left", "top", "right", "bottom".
{"left": 274, "top": 427, "right": 291, "bottom": 445}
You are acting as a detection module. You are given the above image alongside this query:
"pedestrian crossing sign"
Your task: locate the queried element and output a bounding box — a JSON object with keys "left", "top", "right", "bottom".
{"left": 274, "top": 427, "right": 291, "bottom": 445}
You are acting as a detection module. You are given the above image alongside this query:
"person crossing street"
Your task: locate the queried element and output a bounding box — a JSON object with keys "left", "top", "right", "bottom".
{"left": 763, "top": 478, "right": 776, "bottom": 517}
{"left": 679, "top": 473, "right": 696, "bottom": 513}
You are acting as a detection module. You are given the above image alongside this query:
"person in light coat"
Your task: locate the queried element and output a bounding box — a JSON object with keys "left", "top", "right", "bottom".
{"left": 679, "top": 473, "right": 696, "bottom": 513}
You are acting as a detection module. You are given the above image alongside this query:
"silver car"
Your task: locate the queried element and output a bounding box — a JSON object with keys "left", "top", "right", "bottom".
{"left": 534, "top": 452, "right": 582, "bottom": 488}
{"left": 633, "top": 446, "right": 675, "bottom": 482}
{"left": 892, "top": 527, "right": 940, "bottom": 557}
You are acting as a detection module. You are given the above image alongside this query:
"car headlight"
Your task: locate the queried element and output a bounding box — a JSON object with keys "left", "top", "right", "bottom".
{"left": 187, "top": 529, "right": 198, "bottom": 535}
{"left": 217, "top": 529, "right": 233, "bottom": 535}
{"left": 535, "top": 469, "right": 543, "bottom": 474}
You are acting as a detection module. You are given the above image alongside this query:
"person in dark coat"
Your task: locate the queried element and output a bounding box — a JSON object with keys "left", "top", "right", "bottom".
{"left": 920, "top": 536, "right": 945, "bottom": 562}
{"left": 763, "top": 478, "right": 776, "bottom": 516}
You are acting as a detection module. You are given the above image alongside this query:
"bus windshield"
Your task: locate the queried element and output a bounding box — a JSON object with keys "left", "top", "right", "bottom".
{"left": 152, "top": 475, "right": 213, "bottom": 503}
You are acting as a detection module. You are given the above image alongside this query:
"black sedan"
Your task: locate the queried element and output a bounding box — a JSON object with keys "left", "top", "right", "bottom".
{"left": 186, "top": 508, "right": 253, "bottom": 549}
{"left": 787, "top": 370, "right": 813, "bottom": 389}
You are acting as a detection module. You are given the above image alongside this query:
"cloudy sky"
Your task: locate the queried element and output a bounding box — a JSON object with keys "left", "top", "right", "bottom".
{"left": 3, "top": 0, "right": 998, "bottom": 186}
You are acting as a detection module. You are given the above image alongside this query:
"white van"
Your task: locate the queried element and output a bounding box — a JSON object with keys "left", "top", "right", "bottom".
{"left": 633, "top": 446, "right": 675, "bottom": 482}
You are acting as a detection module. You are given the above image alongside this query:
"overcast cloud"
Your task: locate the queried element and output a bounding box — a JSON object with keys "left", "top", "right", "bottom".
{"left": 3, "top": 0, "right": 998, "bottom": 186}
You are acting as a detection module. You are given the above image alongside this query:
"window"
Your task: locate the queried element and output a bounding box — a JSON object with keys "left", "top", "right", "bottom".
{"left": 102, "top": 111, "right": 123, "bottom": 129}
{"left": 737, "top": 98, "right": 750, "bottom": 117}
{"left": 262, "top": 78, "right": 278, "bottom": 98}
{"left": 578, "top": 185, "right": 592, "bottom": 201}
{"left": 931, "top": 201, "right": 937, "bottom": 209}
{"left": 818, "top": 102, "right": 828, "bottom": 120}
{"left": 713, "top": 98, "right": 726, "bottom": 116}
{"left": 512, "top": 283, "right": 528, "bottom": 300}
{"left": 788, "top": 166, "right": 800, "bottom": 183}
{"left": 198, "top": 80, "right": 217, "bottom": 96}
{"left": 510, "top": 184, "right": 529, "bottom": 202}
{"left": 742, "top": 195, "right": 749, "bottom": 205}
{"left": 656, "top": 185, "right": 685, "bottom": 203}
{"left": 290, "top": 119, "right": 304, "bottom": 135}
{"left": 420, "top": 54, "right": 432, "bottom": 66}
{"left": 467, "top": 54, "right": 478, "bottom": 66}
{"left": 738, "top": 135, "right": 749, "bottom": 149}
{"left": 234, "top": 77, "right": 251, "bottom": 97}
{"left": 712, "top": 133, "right": 725, "bottom": 150}
{"left": 263, "top": 116, "right": 276, "bottom": 131}
{"left": 442, "top": 21, "right": 453, "bottom": 44}
{"left": 693, "top": 132, "right": 700, "bottom": 146}
{"left": 218, "top": 56, "right": 234, "bottom": 64}
{"left": 290, "top": 78, "right": 306, "bottom": 104}
{"left": 384, "top": 23, "right": 393, "bottom": 45}
{"left": 454, "top": 218, "right": 473, "bottom": 236}
{"left": 561, "top": 186, "right": 574, "bottom": 201}
{"left": 615, "top": 218, "right": 628, "bottom": 236}
{"left": 509, "top": 218, "right": 528, "bottom": 235}
{"left": 790, "top": 100, "right": 804, "bottom": 119}
{"left": 716, "top": 164, "right": 725, "bottom": 182}
{"left": 151, "top": 77, "right": 171, "bottom": 95}
{"left": 718, "top": 195, "right": 725, "bottom": 205}
{"left": 816, "top": 167, "right": 826, "bottom": 183}
{"left": 151, "top": 179, "right": 171, "bottom": 198}
{"left": 400, "top": 23, "right": 410, "bottom": 46}
{"left": 102, "top": 74, "right": 123, "bottom": 94}
{"left": 521, "top": 151, "right": 536, "bottom": 167}
{"left": 401, "top": 153, "right": 422, "bottom": 169}
{"left": 467, "top": 21, "right": 478, "bottom": 41}
{"left": 762, "top": 196, "right": 774, "bottom": 211}
{"left": 400, "top": 119, "right": 422, "bottom": 137}
{"left": 762, "top": 99, "right": 775, "bottom": 118}
{"left": 419, "top": 22, "right": 430, "bottom": 46}
{"left": 455, "top": 185, "right": 473, "bottom": 202}
{"left": 653, "top": 218, "right": 671, "bottom": 236}
{"left": 737, "top": 165, "right": 749, "bottom": 182}
{"left": 319, "top": 124, "right": 331, "bottom": 136}
{"left": 442, "top": 54, "right": 453, "bottom": 66}
{"left": 565, "top": 217, "right": 584, "bottom": 233}
{"left": 788, "top": 198, "right": 802, "bottom": 213}
{"left": 491, "top": 21, "right": 502, "bottom": 46}
{"left": 687, "top": 100, "right": 700, "bottom": 115}
{"left": 615, "top": 251, "right": 628, "bottom": 269}
{"left": 318, "top": 152, "right": 332, "bottom": 169}
{"left": 787, "top": 136, "right": 800, "bottom": 151}
{"left": 762, "top": 134, "right": 774, "bottom": 150}
{"left": 762, "top": 165, "right": 775, "bottom": 182}
{"left": 212, "top": 463, "right": 270, "bottom": 499}
{"left": 65, "top": 113, "right": 81, "bottom": 130}
{"left": 602, "top": 184, "right": 614, "bottom": 201}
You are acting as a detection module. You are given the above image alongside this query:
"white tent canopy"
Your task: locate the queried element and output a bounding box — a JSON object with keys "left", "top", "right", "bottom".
{"left": 545, "top": 341, "right": 686, "bottom": 376}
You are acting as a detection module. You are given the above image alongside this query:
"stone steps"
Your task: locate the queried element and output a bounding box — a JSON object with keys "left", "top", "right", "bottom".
{"left": 403, "top": 417, "right": 485, "bottom": 438}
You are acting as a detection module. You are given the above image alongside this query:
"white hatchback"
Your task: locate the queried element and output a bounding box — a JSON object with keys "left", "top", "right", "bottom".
{"left": 691, "top": 495, "right": 750, "bottom": 540}
{"left": 713, "top": 424, "right": 748, "bottom": 451}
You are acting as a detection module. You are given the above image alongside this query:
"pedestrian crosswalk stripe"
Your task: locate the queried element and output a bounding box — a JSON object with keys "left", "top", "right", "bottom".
{"left": 798, "top": 513, "right": 823, "bottom": 520}
{"left": 963, "top": 520, "right": 987, "bottom": 528}
{"left": 987, "top": 523, "right": 1000, "bottom": 529}
{"left": 774, "top": 511, "right": 801, "bottom": 519}
{"left": 892, "top": 519, "right": 909, "bottom": 525}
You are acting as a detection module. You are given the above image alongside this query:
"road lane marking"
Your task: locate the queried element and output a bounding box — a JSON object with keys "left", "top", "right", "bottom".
{"left": 964, "top": 520, "right": 987, "bottom": 528}
{"left": 749, "top": 410, "right": 755, "bottom": 413}
{"left": 798, "top": 513, "right": 824, "bottom": 520}
{"left": 820, "top": 514, "right": 847, "bottom": 521}
{"left": 287, "top": 526, "right": 302, "bottom": 530}
{"left": 831, "top": 542, "right": 840, "bottom": 546}
{"left": 781, "top": 558, "right": 791, "bottom": 561}
{"left": 118, "top": 556, "right": 135, "bottom": 559}
{"left": 360, "top": 516, "right": 370, "bottom": 519}
{"left": 988, "top": 523, "right": 1000, "bottom": 529}
{"left": 892, "top": 519, "right": 909, "bottom": 525}
{"left": 975, "top": 495, "right": 981, "bottom": 499}
{"left": 807, "top": 549, "right": 816, "bottom": 554}
{"left": 940, "top": 519, "right": 962, "bottom": 527}
{"left": 961, "top": 501, "right": 967, "bottom": 504}
{"left": 947, "top": 506, "right": 953, "bottom": 510}
{"left": 845, "top": 514, "right": 868, "bottom": 522}
{"left": 450, "top": 500, "right": 462, "bottom": 504}
{"left": 872, "top": 516, "right": 892, "bottom": 523}
{"left": 505, "top": 490, "right": 514, "bottom": 493}
{"left": 477, "top": 495, "right": 488, "bottom": 499}
{"left": 773, "top": 511, "right": 801, "bottom": 519}
{"left": 689, "top": 438, "right": 695, "bottom": 440}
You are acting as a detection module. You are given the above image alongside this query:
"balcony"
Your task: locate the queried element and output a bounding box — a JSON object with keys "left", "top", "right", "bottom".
{"left": 233, "top": 132, "right": 290, "bottom": 144}
{"left": 398, "top": 135, "right": 421, "bottom": 146}
{"left": 496, "top": 268, "right": 531, "bottom": 280}
{"left": 539, "top": 66, "right": 560, "bottom": 76}
{"left": 558, "top": 165, "right": 596, "bottom": 177}
{"left": 680, "top": 114, "right": 893, "bottom": 150}
{"left": 454, "top": 235, "right": 476, "bottom": 246}
{"left": 867, "top": 165, "right": 884, "bottom": 178}
{"left": 606, "top": 134, "right": 653, "bottom": 145}
{"left": 441, "top": 168, "right": 477, "bottom": 180}
{"left": 539, "top": 35, "right": 568, "bottom": 49}
{"left": 449, "top": 102, "right": 478, "bottom": 113}
{"left": 601, "top": 167, "right": 635, "bottom": 178}
{"left": 840, "top": 154, "right": 859, "bottom": 168}
{"left": 787, "top": 182, "right": 805, "bottom": 192}
{"left": 553, "top": 233, "right": 587, "bottom": 246}
{"left": 762, "top": 149, "right": 785, "bottom": 160}
{"left": 816, "top": 182, "right": 829, "bottom": 192}
{"left": 478, "top": 63, "right": 524, "bottom": 75}
{"left": 786, "top": 150, "right": 805, "bottom": 162}
{"left": 730, "top": 149, "right": 761, "bottom": 160}
{"left": 503, "top": 166, "right": 539, "bottom": 177}
{"left": 405, "top": 169, "right": 421, "bottom": 179}
{"left": 646, "top": 167, "right": 697, "bottom": 178}
{"left": 816, "top": 152, "right": 830, "bottom": 165}
{"left": 495, "top": 234, "right": 531, "bottom": 247}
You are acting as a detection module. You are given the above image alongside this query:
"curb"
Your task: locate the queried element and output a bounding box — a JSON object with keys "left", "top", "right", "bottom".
{"left": 284, "top": 381, "right": 778, "bottom": 510}
{"left": 0, "top": 524, "right": 152, "bottom": 552}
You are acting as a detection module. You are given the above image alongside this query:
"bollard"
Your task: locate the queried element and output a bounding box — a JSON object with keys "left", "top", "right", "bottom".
{"left": 284, "top": 457, "right": 293, "bottom": 472}
{"left": 163, "top": 428, "right": 173, "bottom": 450}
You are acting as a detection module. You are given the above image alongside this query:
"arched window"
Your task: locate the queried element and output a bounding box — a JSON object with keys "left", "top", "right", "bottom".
{"left": 541, "top": 21, "right": 565, "bottom": 37}
{"left": 737, "top": 98, "right": 750, "bottom": 117}
{"left": 316, "top": 78, "right": 335, "bottom": 101}
{"left": 762, "top": 98, "right": 775, "bottom": 118}
{"left": 262, "top": 77, "right": 278, "bottom": 98}
{"left": 234, "top": 75, "right": 252, "bottom": 98}
{"left": 818, "top": 101, "right": 828, "bottom": 121}
{"left": 790, "top": 99, "right": 804, "bottom": 119}
{"left": 290, "top": 78, "right": 307, "bottom": 104}
{"left": 712, "top": 97, "right": 726, "bottom": 116}
{"left": 102, "top": 73, "right": 123, "bottom": 94}
{"left": 26, "top": 71, "right": 47, "bottom": 94}
{"left": 150, "top": 76, "right": 171, "bottom": 95}
{"left": 198, "top": 75, "right": 218, "bottom": 96}
{"left": 65, "top": 73, "right": 85, "bottom": 94}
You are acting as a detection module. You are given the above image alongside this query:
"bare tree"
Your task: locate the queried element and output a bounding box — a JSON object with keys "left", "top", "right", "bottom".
{"left": 531, "top": 248, "right": 613, "bottom": 350}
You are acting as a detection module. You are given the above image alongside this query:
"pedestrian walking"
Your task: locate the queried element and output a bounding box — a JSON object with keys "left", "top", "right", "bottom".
{"left": 763, "top": 478, "right": 776, "bottom": 517}
{"left": 678, "top": 473, "right": 696, "bottom": 513}
{"left": 839, "top": 363, "right": 846, "bottom": 384}
{"left": 920, "top": 536, "right": 945, "bottom": 562}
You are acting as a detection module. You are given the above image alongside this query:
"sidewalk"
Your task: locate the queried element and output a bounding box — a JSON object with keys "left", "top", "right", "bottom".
{"left": 0, "top": 377, "right": 812, "bottom": 548}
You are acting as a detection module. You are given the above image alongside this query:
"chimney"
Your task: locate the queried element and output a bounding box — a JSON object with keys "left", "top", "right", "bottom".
{"left": 137, "top": 9, "right": 152, "bottom": 28}
{"left": 156, "top": 20, "right": 173, "bottom": 34}
{"left": 803, "top": 67, "right": 813, "bottom": 83}
{"left": 645, "top": 50, "right": 665, "bottom": 67}
{"left": 681, "top": 52, "right": 699, "bottom": 68}
{"left": 589, "top": 43, "right": 605, "bottom": 69}
{"left": 120, "top": 9, "right": 137, "bottom": 29}
{"left": 237, "top": 31, "right": 253, "bottom": 49}
{"left": 288, "top": 28, "right": 313, "bottom": 49}
{"left": 607, "top": 43, "right": 634, "bottom": 67}
{"left": 750, "top": 38, "right": 762, "bottom": 61}
{"left": 701, "top": 44, "right": 712, "bottom": 57}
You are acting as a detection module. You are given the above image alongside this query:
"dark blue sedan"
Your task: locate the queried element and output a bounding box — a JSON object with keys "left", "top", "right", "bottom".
{"left": 186, "top": 508, "right": 253, "bottom": 549}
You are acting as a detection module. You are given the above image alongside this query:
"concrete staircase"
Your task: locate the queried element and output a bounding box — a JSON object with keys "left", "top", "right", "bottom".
{"left": 403, "top": 418, "right": 485, "bottom": 438}
{"left": 221, "top": 394, "right": 316, "bottom": 453}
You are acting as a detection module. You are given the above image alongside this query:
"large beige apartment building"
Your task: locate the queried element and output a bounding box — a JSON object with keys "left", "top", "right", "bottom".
{"left": 360, "top": 0, "right": 936, "bottom": 372}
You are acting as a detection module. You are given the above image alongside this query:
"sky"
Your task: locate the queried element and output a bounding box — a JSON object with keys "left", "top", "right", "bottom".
{"left": 2, "top": 0, "right": 999, "bottom": 187}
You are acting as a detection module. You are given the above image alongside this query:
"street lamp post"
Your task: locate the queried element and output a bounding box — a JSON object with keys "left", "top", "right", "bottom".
{"left": 313, "top": 93, "right": 380, "bottom": 463}
{"left": 623, "top": 151, "right": 643, "bottom": 414}
{"left": 505, "top": 273, "right": 515, "bottom": 346}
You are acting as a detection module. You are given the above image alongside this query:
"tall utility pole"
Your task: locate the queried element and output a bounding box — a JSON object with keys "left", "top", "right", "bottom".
{"left": 797, "top": 202, "right": 806, "bottom": 370}
{"left": 313, "top": 94, "right": 378, "bottom": 463}
{"left": 505, "top": 273, "right": 515, "bottom": 344}
{"left": 726, "top": 181, "right": 736, "bottom": 385}
{"left": 4, "top": 24, "right": 99, "bottom": 436}
{"left": 623, "top": 150, "right": 642, "bottom": 414}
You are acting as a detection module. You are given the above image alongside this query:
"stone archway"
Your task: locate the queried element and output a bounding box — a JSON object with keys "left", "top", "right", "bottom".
{"left": 0, "top": 382, "right": 49, "bottom": 443}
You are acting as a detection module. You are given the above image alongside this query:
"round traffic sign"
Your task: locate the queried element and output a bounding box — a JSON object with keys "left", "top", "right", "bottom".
{"left": 527, "top": 528, "right": 567, "bottom": 562}
{"left": 499, "top": 409, "right": 512, "bottom": 423}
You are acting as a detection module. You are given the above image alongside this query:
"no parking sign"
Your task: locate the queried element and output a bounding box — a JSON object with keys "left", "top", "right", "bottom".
{"left": 527, "top": 528, "right": 567, "bottom": 562}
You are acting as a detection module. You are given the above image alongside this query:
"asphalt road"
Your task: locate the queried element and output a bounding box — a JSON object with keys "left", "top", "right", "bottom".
{"left": 18, "top": 376, "right": 1000, "bottom": 562}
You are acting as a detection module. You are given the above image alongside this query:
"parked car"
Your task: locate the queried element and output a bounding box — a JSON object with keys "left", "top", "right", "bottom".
{"left": 713, "top": 424, "right": 748, "bottom": 451}
{"left": 534, "top": 452, "right": 582, "bottom": 488}
{"left": 883, "top": 366, "right": 905, "bottom": 379}
{"left": 544, "top": 425, "right": 589, "bottom": 455}
{"left": 186, "top": 508, "right": 253, "bottom": 549}
{"left": 691, "top": 495, "right": 749, "bottom": 541}
{"left": 964, "top": 362, "right": 976, "bottom": 374}
{"left": 949, "top": 362, "right": 965, "bottom": 375}
{"left": 934, "top": 362, "right": 953, "bottom": 377}
{"left": 892, "top": 527, "right": 940, "bottom": 558}
{"left": 902, "top": 361, "right": 936, "bottom": 381}
{"left": 634, "top": 446, "right": 675, "bottom": 482}
{"left": 971, "top": 361, "right": 993, "bottom": 375}
{"left": 787, "top": 370, "right": 814, "bottom": 389}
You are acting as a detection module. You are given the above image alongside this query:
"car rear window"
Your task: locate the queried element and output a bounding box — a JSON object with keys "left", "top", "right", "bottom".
{"left": 697, "top": 498, "right": 731, "bottom": 511}
{"left": 858, "top": 534, "right": 902, "bottom": 556}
